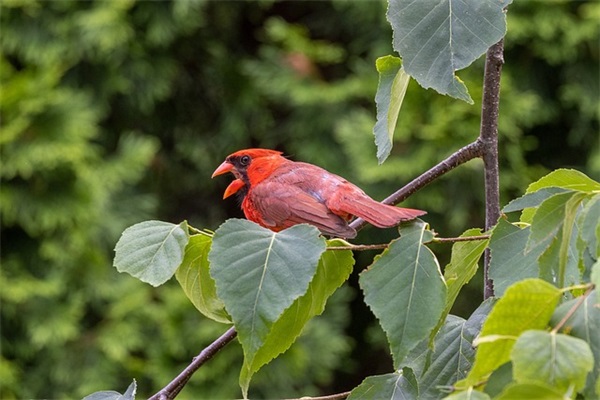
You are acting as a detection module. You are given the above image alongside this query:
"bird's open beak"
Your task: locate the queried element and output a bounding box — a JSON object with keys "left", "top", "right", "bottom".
{"left": 223, "top": 179, "right": 245, "bottom": 199}
{"left": 212, "top": 161, "right": 234, "bottom": 178}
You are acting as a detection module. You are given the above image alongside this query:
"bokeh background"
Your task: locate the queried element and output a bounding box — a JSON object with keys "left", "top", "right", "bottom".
{"left": 1, "top": 1, "right": 598, "bottom": 398}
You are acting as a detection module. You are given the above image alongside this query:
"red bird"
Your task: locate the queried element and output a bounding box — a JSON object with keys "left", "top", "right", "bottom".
{"left": 212, "top": 149, "right": 426, "bottom": 239}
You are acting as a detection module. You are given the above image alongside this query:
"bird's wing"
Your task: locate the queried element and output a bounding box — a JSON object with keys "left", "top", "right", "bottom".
{"left": 248, "top": 182, "right": 356, "bottom": 238}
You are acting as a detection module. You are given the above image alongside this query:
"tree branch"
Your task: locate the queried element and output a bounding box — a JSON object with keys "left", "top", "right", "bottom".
{"left": 148, "top": 327, "right": 238, "bottom": 400}
{"left": 349, "top": 139, "right": 484, "bottom": 232}
{"left": 480, "top": 39, "right": 505, "bottom": 300}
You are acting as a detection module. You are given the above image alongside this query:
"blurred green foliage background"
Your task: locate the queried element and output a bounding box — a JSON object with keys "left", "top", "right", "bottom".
{"left": 1, "top": 1, "right": 598, "bottom": 398}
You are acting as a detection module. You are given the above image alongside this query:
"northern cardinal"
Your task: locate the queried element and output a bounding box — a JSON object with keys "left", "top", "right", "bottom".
{"left": 212, "top": 148, "right": 425, "bottom": 238}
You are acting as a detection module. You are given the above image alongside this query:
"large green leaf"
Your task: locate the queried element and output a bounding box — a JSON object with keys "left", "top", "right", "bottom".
{"left": 387, "top": 0, "right": 512, "bottom": 103}
{"left": 348, "top": 368, "right": 418, "bottom": 400}
{"left": 462, "top": 279, "right": 561, "bottom": 387}
{"left": 360, "top": 222, "right": 446, "bottom": 368}
{"left": 373, "top": 55, "right": 411, "bottom": 164}
{"left": 175, "top": 234, "right": 231, "bottom": 324}
{"left": 208, "top": 219, "right": 325, "bottom": 392}
{"left": 512, "top": 330, "right": 594, "bottom": 392}
{"left": 113, "top": 220, "right": 189, "bottom": 287}
{"left": 239, "top": 239, "right": 354, "bottom": 396}
{"left": 526, "top": 168, "right": 600, "bottom": 194}
{"left": 488, "top": 219, "right": 546, "bottom": 296}
{"left": 551, "top": 291, "right": 600, "bottom": 398}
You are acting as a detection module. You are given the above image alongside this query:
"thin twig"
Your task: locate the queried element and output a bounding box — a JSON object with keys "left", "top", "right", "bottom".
{"left": 148, "top": 327, "right": 238, "bottom": 400}
{"left": 430, "top": 235, "right": 490, "bottom": 243}
{"left": 327, "top": 244, "right": 389, "bottom": 251}
{"left": 551, "top": 285, "right": 594, "bottom": 334}
{"left": 326, "top": 234, "right": 490, "bottom": 251}
{"left": 480, "top": 39, "right": 505, "bottom": 300}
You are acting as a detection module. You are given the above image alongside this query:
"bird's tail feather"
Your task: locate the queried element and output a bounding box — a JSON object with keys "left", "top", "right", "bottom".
{"left": 341, "top": 196, "right": 426, "bottom": 228}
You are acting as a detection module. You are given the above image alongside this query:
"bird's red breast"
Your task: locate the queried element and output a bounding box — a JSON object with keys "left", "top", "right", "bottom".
{"left": 212, "top": 148, "right": 425, "bottom": 238}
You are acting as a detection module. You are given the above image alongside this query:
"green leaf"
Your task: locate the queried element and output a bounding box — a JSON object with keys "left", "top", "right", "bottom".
{"left": 494, "top": 382, "right": 568, "bottom": 399}
{"left": 348, "top": 368, "right": 418, "bottom": 400}
{"left": 578, "top": 194, "right": 600, "bottom": 262}
{"left": 113, "top": 220, "right": 190, "bottom": 287}
{"left": 593, "top": 263, "right": 600, "bottom": 304}
{"left": 463, "top": 279, "right": 562, "bottom": 387}
{"left": 502, "top": 187, "right": 570, "bottom": 213}
{"left": 208, "top": 219, "right": 325, "bottom": 396}
{"left": 526, "top": 168, "right": 600, "bottom": 194}
{"left": 488, "top": 219, "right": 546, "bottom": 297}
{"left": 551, "top": 291, "right": 600, "bottom": 398}
{"left": 405, "top": 300, "right": 494, "bottom": 398}
{"left": 175, "top": 234, "right": 231, "bottom": 324}
{"left": 444, "top": 388, "right": 491, "bottom": 400}
{"left": 387, "top": 0, "right": 512, "bottom": 104}
{"left": 512, "top": 330, "right": 594, "bottom": 392}
{"left": 360, "top": 223, "right": 446, "bottom": 368}
{"left": 373, "top": 55, "right": 411, "bottom": 164}
{"left": 526, "top": 191, "right": 575, "bottom": 253}
{"left": 239, "top": 239, "right": 354, "bottom": 396}
{"left": 441, "top": 228, "right": 488, "bottom": 330}
{"left": 82, "top": 380, "right": 136, "bottom": 400}
{"left": 537, "top": 202, "right": 584, "bottom": 289}
{"left": 483, "top": 362, "right": 512, "bottom": 398}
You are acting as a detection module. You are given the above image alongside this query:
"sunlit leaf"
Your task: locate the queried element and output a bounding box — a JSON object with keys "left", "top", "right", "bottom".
{"left": 463, "top": 279, "right": 561, "bottom": 387}
{"left": 494, "top": 382, "right": 567, "bottom": 399}
{"left": 114, "top": 220, "right": 189, "bottom": 287}
{"left": 526, "top": 168, "right": 600, "bottom": 194}
{"left": 512, "top": 330, "right": 593, "bottom": 392}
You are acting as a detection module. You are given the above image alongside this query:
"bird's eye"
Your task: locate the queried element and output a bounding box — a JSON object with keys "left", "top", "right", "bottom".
{"left": 240, "top": 155, "right": 251, "bottom": 166}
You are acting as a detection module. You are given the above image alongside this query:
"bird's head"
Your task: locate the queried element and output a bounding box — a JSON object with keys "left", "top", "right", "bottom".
{"left": 212, "top": 148, "right": 284, "bottom": 199}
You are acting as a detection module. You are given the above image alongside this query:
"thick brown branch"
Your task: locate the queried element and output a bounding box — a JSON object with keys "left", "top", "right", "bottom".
{"left": 480, "top": 39, "right": 505, "bottom": 300}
